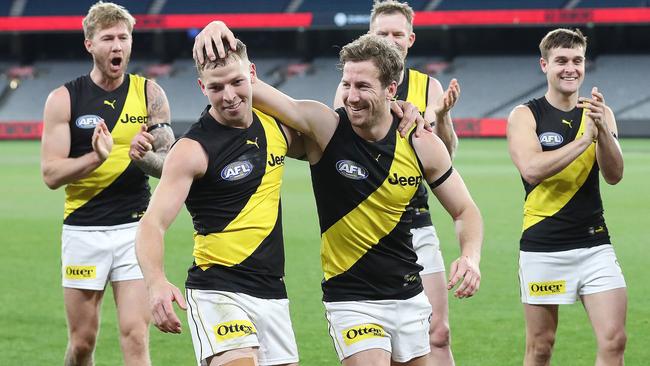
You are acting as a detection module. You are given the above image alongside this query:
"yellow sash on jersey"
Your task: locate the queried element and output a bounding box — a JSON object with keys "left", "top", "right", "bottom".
{"left": 193, "top": 109, "right": 287, "bottom": 269}
{"left": 64, "top": 75, "right": 147, "bottom": 219}
{"left": 523, "top": 109, "right": 595, "bottom": 231}
{"left": 321, "top": 126, "right": 422, "bottom": 280}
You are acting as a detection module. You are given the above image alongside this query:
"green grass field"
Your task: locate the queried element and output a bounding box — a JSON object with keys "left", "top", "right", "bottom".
{"left": 1, "top": 139, "right": 648, "bottom": 365}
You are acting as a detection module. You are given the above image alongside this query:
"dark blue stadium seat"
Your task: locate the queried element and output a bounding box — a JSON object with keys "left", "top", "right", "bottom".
{"left": 437, "top": 0, "right": 568, "bottom": 10}
{"left": 299, "top": 0, "right": 429, "bottom": 12}
{"left": 299, "top": 0, "right": 374, "bottom": 13}
{"left": 161, "top": 0, "right": 291, "bottom": 14}
{"left": 1, "top": 1, "right": 12, "bottom": 16}
{"left": 23, "top": 0, "right": 151, "bottom": 16}
{"left": 576, "top": 0, "right": 650, "bottom": 8}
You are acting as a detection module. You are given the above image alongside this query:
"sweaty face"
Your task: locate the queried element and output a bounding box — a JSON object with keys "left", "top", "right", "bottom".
{"left": 199, "top": 58, "right": 255, "bottom": 127}
{"left": 86, "top": 22, "right": 132, "bottom": 80}
{"left": 339, "top": 60, "right": 394, "bottom": 129}
{"left": 541, "top": 47, "right": 585, "bottom": 96}
{"left": 370, "top": 13, "right": 414, "bottom": 59}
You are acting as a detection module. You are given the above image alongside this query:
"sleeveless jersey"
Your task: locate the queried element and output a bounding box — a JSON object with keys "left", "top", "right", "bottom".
{"left": 396, "top": 68, "right": 432, "bottom": 228}
{"left": 520, "top": 96, "right": 610, "bottom": 252}
{"left": 183, "top": 107, "right": 289, "bottom": 299}
{"left": 312, "top": 108, "right": 424, "bottom": 302}
{"left": 63, "top": 74, "right": 150, "bottom": 226}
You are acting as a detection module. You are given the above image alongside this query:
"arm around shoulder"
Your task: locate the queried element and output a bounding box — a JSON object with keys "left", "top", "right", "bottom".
{"left": 252, "top": 79, "right": 338, "bottom": 149}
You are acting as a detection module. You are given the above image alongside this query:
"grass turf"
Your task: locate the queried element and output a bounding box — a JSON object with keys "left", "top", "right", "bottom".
{"left": 0, "top": 138, "right": 647, "bottom": 365}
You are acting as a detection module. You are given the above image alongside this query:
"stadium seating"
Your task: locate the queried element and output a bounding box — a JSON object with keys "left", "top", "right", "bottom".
{"left": 161, "top": 0, "right": 292, "bottom": 14}
{"left": 11, "top": 0, "right": 649, "bottom": 17}
{"left": 435, "top": 0, "right": 569, "bottom": 11}
{"left": 22, "top": 0, "right": 151, "bottom": 15}
{"left": 2, "top": 54, "right": 648, "bottom": 123}
{"left": 576, "top": 0, "right": 650, "bottom": 8}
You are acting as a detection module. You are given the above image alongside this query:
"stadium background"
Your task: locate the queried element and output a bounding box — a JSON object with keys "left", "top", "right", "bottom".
{"left": 0, "top": 0, "right": 648, "bottom": 365}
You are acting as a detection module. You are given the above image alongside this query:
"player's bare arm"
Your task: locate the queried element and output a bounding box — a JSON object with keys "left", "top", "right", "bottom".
{"left": 41, "top": 86, "right": 112, "bottom": 189}
{"left": 252, "top": 79, "right": 339, "bottom": 157}
{"left": 413, "top": 131, "right": 483, "bottom": 299}
{"left": 136, "top": 139, "right": 206, "bottom": 334}
{"left": 507, "top": 104, "right": 597, "bottom": 185}
{"left": 129, "top": 80, "right": 174, "bottom": 178}
{"left": 426, "top": 78, "right": 459, "bottom": 158}
{"left": 577, "top": 87, "right": 623, "bottom": 184}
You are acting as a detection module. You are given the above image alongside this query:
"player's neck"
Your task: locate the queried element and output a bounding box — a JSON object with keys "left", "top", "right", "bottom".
{"left": 545, "top": 89, "right": 579, "bottom": 112}
{"left": 90, "top": 67, "right": 125, "bottom": 92}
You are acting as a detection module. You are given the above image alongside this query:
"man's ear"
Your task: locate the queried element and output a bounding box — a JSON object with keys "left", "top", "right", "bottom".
{"left": 540, "top": 57, "right": 548, "bottom": 74}
{"left": 197, "top": 78, "right": 207, "bottom": 96}
{"left": 249, "top": 62, "right": 257, "bottom": 83}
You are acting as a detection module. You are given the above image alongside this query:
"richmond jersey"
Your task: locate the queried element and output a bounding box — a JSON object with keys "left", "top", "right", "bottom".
{"left": 63, "top": 74, "right": 150, "bottom": 226}
{"left": 183, "top": 107, "right": 289, "bottom": 299}
{"left": 312, "top": 108, "right": 424, "bottom": 302}
{"left": 396, "top": 68, "right": 432, "bottom": 229}
{"left": 520, "top": 96, "right": 610, "bottom": 252}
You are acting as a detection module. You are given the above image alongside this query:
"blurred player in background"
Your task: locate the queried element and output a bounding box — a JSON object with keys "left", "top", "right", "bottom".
{"left": 507, "top": 28, "right": 626, "bottom": 366}
{"left": 40, "top": 2, "right": 173, "bottom": 365}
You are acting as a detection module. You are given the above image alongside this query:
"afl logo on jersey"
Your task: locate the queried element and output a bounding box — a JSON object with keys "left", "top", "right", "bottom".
{"left": 336, "top": 160, "right": 369, "bottom": 180}
{"left": 221, "top": 160, "right": 253, "bottom": 181}
{"left": 539, "top": 132, "right": 563, "bottom": 147}
{"left": 75, "top": 115, "right": 102, "bottom": 129}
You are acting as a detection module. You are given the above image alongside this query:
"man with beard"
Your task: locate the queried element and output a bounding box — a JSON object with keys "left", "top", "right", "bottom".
{"left": 40, "top": 2, "right": 173, "bottom": 365}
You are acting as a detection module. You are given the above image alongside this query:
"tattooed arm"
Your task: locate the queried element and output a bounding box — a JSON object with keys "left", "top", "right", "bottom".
{"left": 129, "top": 80, "right": 174, "bottom": 178}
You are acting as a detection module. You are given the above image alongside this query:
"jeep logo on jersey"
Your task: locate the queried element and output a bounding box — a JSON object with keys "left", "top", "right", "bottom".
{"left": 336, "top": 160, "right": 368, "bottom": 180}
{"left": 539, "top": 132, "right": 563, "bottom": 147}
{"left": 221, "top": 160, "right": 253, "bottom": 181}
{"left": 75, "top": 115, "right": 101, "bottom": 129}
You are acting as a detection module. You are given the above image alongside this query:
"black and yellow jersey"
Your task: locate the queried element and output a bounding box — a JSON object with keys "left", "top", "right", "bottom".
{"left": 312, "top": 108, "right": 424, "bottom": 302}
{"left": 63, "top": 74, "right": 150, "bottom": 226}
{"left": 520, "top": 96, "right": 610, "bottom": 252}
{"left": 396, "top": 68, "right": 432, "bottom": 229}
{"left": 183, "top": 107, "right": 289, "bottom": 299}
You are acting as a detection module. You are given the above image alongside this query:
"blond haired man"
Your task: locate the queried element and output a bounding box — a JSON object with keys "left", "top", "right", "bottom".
{"left": 136, "top": 39, "right": 303, "bottom": 366}
{"left": 507, "top": 28, "right": 626, "bottom": 365}
{"left": 40, "top": 2, "right": 173, "bottom": 365}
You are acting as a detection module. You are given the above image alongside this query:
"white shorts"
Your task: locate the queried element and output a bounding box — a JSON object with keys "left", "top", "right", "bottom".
{"left": 186, "top": 289, "right": 299, "bottom": 366}
{"left": 411, "top": 226, "right": 445, "bottom": 275}
{"left": 324, "top": 292, "right": 431, "bottom": 363}
{"left": 61, "top": 223, "right": 143, "bottom": 290}
{"left": 519, "top": 244, "right": 626, "bottom": 305}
